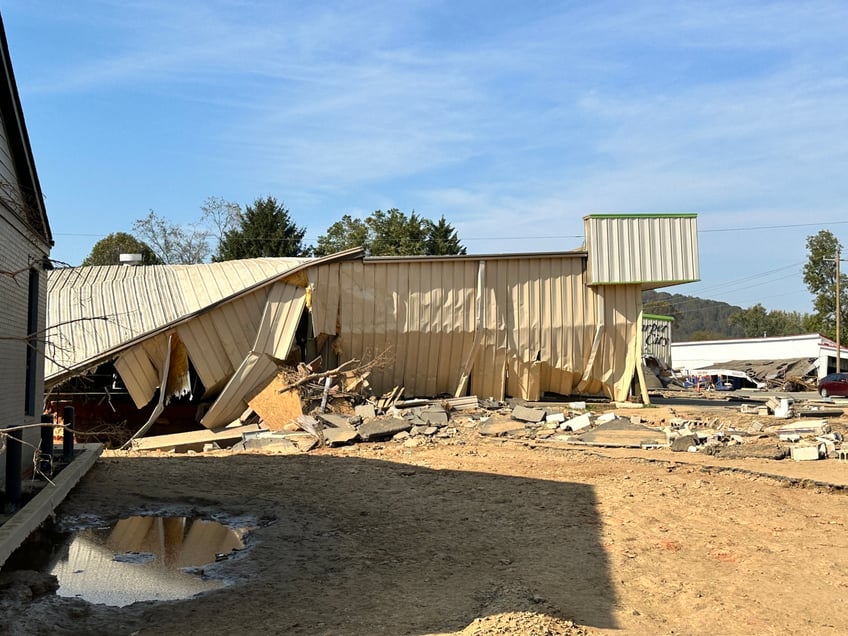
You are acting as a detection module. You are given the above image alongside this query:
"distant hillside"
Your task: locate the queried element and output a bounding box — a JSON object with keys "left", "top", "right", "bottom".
{"left": 643, "top": 290, "right": 746, "bottom": 342}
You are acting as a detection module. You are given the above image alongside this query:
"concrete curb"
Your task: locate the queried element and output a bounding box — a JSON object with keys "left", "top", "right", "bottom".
{"left": 0, "top": 443, "right": 103, "bottom": 568}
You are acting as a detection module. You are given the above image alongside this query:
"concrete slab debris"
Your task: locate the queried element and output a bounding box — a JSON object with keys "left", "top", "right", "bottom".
{"left": 357, "top": 417, "right": 412, "bottom": 441}
{"left": 670, "top": 434, "right": 699, "bottom": 452}
{"left": 316, "top": 413, "right": 355, "bottom": 428}
{"left": 790, "top": 444, "right": 824, "bottom": 462}
{"left": 354, "top": 404, "right": 377, "bottom": 419}
{"left": 130, "top": 424, "right": 264, "bottom": 452}
{"left": 479, "top": 419, "right": 527, "bottom": 437}
{"left": 561, "top": 413, "right": 592, "bottom": 432}
{"left": 571, "top": 418, "right": 666, "bottom": 448}
{"left": 322, "top": 424, "right": 360, "bottom": 446}
{"left": 511, "top": 405, "right": 546, "bottom": 423}
{"left": 767, "top": 420, "right": 831, "bottom": 437}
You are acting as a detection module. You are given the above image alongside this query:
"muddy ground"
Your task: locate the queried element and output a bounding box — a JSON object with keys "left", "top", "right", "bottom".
{"left": 2, "top": 401, "right": 848, "bottom": 635}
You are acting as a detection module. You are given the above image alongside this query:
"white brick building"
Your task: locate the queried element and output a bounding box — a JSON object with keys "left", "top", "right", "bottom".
{"left": 0, "top": 15, "right": 53, "bottom": 488}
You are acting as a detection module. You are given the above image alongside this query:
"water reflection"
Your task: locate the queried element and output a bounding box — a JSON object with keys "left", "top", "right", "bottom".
{"left": 50, "top": 516, "right": 245, "bottom": 606}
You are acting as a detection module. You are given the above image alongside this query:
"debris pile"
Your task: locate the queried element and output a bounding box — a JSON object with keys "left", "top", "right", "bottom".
{"left": 122, "top": 355, "right": 847, "bottom": 466}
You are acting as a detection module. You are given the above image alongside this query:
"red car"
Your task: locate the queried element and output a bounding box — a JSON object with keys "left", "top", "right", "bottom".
{"left": 818, "top": 373, "right": 848, "bottom": 398}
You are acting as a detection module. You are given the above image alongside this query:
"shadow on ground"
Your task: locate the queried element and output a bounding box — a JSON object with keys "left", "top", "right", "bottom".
{"left": 5, "top": 453, "right": 617, "bottom": 635}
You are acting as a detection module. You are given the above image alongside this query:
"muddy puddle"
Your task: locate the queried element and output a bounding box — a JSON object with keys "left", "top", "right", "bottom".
{"left": 28, "top": 515, "right": 248, "bottom": 606}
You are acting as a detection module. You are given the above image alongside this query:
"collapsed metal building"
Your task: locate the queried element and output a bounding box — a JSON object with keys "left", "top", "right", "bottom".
{"left": 45, "top": 214, "right": 699, "bottom": 430}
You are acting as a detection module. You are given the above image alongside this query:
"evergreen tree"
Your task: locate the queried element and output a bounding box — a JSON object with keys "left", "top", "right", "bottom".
{"left": 425, "top": 216, "right": 467, "bottom": 255}
{"left": 215, "top": 196, "right": 309, "bottom": 260}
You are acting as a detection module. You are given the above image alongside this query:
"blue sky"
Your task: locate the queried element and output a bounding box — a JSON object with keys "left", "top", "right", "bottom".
{"left": 4, "top": 1, "right": 848, "bottom": 314}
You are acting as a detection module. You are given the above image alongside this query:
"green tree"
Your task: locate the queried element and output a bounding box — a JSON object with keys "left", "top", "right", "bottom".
{"left": 728, "top": 304, "right": 770, "bottom": 338}
{"left": 313, "top": 214, "right": 369, "bottom": 257}
{"left": 82, "top": 232, "right": 162, "bottom": 266}
{"left": 314, "top": 208, "right": 466, "bottom": 256}
{"left": 803, "top": 230, "right": 847, "bottom": 343}
{"left": 133, "top": 210, "right": 211, "bottom": 264}
{"left": 214, "top": 196, "right": 309, "bottom": 260}
{"left": 425, "top": 216, "right": 467, "bottom": 255}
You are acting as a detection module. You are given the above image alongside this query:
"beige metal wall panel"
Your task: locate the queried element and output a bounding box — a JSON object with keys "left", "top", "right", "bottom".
{"left": 176, "top": 291, "right": 269, "bottom": 396}
{"left": 113, "top": 332, "right": 191, "bottom": 408}
{"left": 590, "top": 284, "right": 642, "bottom": 400}
{"left": 327, "top": 259, "right": 478, "bottom": 397}
{"left": 306, "top": 253, "right": 645, "bottom": 402}
{"left": 585, "top": 214, "right": 699, "bottom": 287}
{"left": 200, "top": 352, "right": 278, "bottom": 429}
{"left": 114, "top": 339, "right": 163, "bottom": 408}
{"left": 253, "top": 283, "right": 306, "bottom": 359}
{"left": 306, "top": 263, "right": 342, "bottom": 337}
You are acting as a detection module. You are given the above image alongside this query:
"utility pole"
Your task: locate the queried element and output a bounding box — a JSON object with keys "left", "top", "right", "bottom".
{"left": 827, "top": 249, "right": 847, "bottom": 373}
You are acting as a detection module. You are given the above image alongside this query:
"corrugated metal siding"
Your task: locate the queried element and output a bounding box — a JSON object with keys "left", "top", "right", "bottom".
{"left": 200, "top": 283, "right": 305, "bottom": 430}
{"left": 200, "top": 352, "right": 279, "bottom": 428}
{"left": 308, "top": 255, "right": 641, "bottom": 401}
{"left": 254, "top": 282, "right": 307, "bottom": 358}
{"left": 321, "top": 259, "right": 478, "bottom": 397}
{"left": 45, "top": 258, "right": 305, "bottom": 381}
{"left": 585, "top": 215, "right": 699, "bottom": 287}
{"left": 113, "top": 334, "right": 168, "bottom": 408}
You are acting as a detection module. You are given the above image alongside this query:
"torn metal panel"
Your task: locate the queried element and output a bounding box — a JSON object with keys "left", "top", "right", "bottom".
{"left": 114, "top": 332, "right": 191, "bottom": 409}
{"left": 201, "top": 352, "right": 279, "bottom": 429}
{"left": 176, "top": 292, "right": 269, "bottom": 396}
{"left": 201, "top": 286, "right": 305, "bottom": 429}
{"left": 253, "top": 282, "right": 306, "bottom": 359}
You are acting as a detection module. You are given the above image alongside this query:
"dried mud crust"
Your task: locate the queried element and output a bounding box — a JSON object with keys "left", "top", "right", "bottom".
{"left": 2, "top": 409, "right": 848, "bottom": 635}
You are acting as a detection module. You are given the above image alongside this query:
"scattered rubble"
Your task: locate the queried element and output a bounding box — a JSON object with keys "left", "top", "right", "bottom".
{"left": 115, "top": 358, "right": 848, "bottom": 469}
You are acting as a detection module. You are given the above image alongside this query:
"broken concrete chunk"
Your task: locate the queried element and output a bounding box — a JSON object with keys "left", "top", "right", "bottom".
{"left": 561, "top": 413, "right": 592, "bottom": 432}
{"left": 545, "top": 412, "right": 565, "bottom": 424}
{"left": 316, "top": 413, "right": 353, "bottom": 428}
{"left": 422, "top": 410, "right": 449, "bottom": 426}
{"left": 670, "top": 434, "right": 699, "bottom": 452}
{"left": 790, "top": 444, "right": 823, "bottom": 462}
{"left": 767, "top": 419, "right": 831, "bottom": 437}
{"left": 323, "top": 425, "right": 360, "bottom": 446}
{"left": 595, "top": 412, "right": 617, "bottom": 424}
{"left": 357, "top": 417, "right": 412, "bottom": 442}
{"left": 511, "top": 405, "right": 546, "bottom": 423}
{"left": 355, "top": 404, "right": 377, "bottom": 419}
{"left": 479, "top": 419, "right": 526, "bottom": 437}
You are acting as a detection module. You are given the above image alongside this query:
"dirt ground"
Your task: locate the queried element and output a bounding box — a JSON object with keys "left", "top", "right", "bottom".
{"left": 2, "top": 402, "right": 848, "bottom": 635}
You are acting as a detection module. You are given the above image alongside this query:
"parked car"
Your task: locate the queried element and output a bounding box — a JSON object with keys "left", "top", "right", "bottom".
{"left": 818, "top": 372, "right": 848, "bottom": 398}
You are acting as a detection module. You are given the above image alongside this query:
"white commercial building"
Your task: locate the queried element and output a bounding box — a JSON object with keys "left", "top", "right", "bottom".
{"left": 671, "top": 333, "right": 843, "bottom": 381}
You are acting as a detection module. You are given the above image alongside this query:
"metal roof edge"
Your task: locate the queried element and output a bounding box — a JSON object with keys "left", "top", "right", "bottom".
{"left": 584, "top": 213, "right": 698, "bottom": 220}
{"left": 45, "top": 247, "right": 366, "bottom": 384}
{"left": 0, "top": 15, "right": 51, "bottom": 245}
{"left": 363, "top": 249, "right": 587, "bottom": 264}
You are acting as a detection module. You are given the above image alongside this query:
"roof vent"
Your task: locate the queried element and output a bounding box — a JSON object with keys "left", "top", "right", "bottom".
{"left": 119, "top": 253, "right": 143, "bottom": 266}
